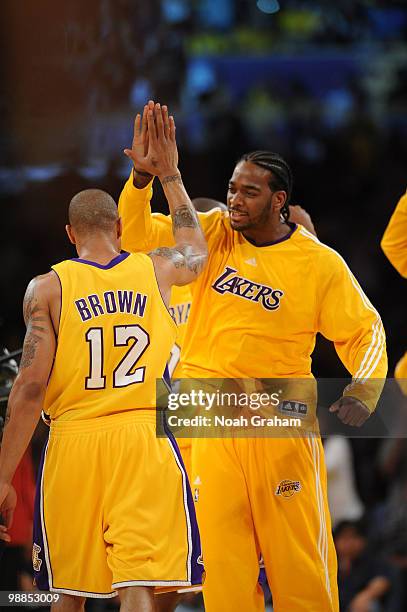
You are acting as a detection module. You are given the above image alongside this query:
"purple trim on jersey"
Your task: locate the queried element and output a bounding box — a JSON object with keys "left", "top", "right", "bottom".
{"left": 243, "top": 223, "right": 297, "bottom": 247}
{"left": 71, "top": 251, "right": 130, "bottom": 269}
{"left": 33, "top": 437, "right": 51, "bottom": 591}
{"left": 164, "top": 420, "right": 204, "bottom": 586}
{"left": 162, "top": 364, "right": 172, "bottom": 393}
{"left": 258, "top": 567, "right": 268, "bottom": 587}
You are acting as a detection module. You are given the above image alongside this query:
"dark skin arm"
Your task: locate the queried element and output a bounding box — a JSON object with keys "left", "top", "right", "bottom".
{"left": 124, "top": 102, "right": 207, "bottom": 307}
{"left": 329, "top": 396, "right": 371, "bottom": 427}
{"left": 0, "top": 272, "right": 60, "bottom": 539}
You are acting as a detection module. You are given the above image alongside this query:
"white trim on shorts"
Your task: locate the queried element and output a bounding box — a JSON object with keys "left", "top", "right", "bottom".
{"left": 166, "top": 437, "right": 193, "bottom": 582}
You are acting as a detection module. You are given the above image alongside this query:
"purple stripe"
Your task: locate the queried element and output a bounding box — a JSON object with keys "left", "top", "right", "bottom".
{"left": 71, "top": 251, "right": 130, "bottom": 269}
{"left": 243, "top": 223, "right": 297, "bottom": 247}
{"left": 164, "top": 421, "right": 204, "bottom": 586}
{"left": 33, "top": 437, "right": 50, "bottom": 591}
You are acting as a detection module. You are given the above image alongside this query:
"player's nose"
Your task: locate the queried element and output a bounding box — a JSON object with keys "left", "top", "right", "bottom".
{"left": 229, "top": 192, "right": 244, "bottom": 208}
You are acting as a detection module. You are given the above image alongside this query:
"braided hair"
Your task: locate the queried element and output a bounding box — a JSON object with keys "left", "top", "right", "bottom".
{"left": 239, "top": 151, "right": 293, "bottom": 224}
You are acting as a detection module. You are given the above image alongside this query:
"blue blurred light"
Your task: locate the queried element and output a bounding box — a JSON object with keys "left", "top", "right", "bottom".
{"left": 257, "top": 0, "right": 280, "bottom": 15}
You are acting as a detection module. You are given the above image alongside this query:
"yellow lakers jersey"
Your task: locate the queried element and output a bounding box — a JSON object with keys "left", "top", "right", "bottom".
{"left": 44, "top": 251, "right": 176, "bottom": 420}
{"left": 381, "top": 191, "right": 407, "bottom": 277}
{"left": 118, "top": 175, "right": 387, "bottom": 412}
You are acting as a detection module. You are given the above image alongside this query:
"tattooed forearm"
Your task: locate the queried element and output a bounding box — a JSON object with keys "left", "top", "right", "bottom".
{"left": 150, "top": 246, "right": 206, "bottom": 276}
{"left": 161, "top": 174, "right": 182, "bottom": 186}
{"left": 151, "top": 247, "right": 184, "bottom": 268}
{"left": 173, "top": 205, "right": 199, "bottom": 230}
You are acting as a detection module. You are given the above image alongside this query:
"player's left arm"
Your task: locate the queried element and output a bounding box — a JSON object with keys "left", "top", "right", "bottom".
{"left": 0, "top": 273, "right": 57, "bottom": 533}
{"left": 317, "top": 251, "right": 387, "bottom": 425}
{"left": 381, "top": 191, "right": 407, "bottom": 277}
{"left": 288, "top": 205, "right": 317, "bottom": 236}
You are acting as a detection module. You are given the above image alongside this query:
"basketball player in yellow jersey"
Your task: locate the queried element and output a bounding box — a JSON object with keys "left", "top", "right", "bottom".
{"left": 120, "top": 105, "right": 387, "bottom": 611}
{"left": 381, "top": 190, "right": 407, "bottom": 394}
{"left": 0, "top": 108, "right": 207, "bottom": 611}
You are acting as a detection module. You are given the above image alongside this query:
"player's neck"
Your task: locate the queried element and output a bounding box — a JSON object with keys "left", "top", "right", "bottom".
{"left": 76, "top": 235, "right": 121, "bottom": 265}
{"left": 242, "top": 220, "right": 292, "bottom": 246}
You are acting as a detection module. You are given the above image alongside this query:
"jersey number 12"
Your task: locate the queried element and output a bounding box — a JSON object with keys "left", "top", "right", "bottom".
{"left": 85, "top": 325, "right": 150, "bottom": 389}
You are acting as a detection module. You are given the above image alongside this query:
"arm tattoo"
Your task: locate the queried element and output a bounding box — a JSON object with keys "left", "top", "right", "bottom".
{"left": 150, "top": 246, "right": 206, "bottom": 276}
{"left": 161, "top": 174, "right": 182, "bottom": 186}
{"left": 151, "top": 247, "right": 184, "bottom": 269}
{"left": 173, "top": 205, "right": 199, "bottom": 230}
{"left": 20, "top": 280, "right": 48, "bottom": 369}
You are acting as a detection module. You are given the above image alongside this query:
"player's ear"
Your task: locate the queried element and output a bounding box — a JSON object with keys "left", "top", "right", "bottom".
{"left": 271, "top": 190, "right": 287, "bottom": 212}
{"left": 65, "top": 225, "right": 76, "bottom": 245}
{"left": 117, "top": 218, "right": 122, "bottom": 239}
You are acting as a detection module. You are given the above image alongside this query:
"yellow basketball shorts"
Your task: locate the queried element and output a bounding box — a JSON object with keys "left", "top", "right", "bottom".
{"left": 33, "top": 411, "right": 203, "bottom": 598}
{"left": 177, "top": 438, "right": 192, "bottom": 481}
{"left": 192, "top": 435, "right": 339, "bottom": 612}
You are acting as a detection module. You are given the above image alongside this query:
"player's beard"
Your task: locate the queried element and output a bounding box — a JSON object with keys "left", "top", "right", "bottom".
{"left": 230, "top": 200, "right": 272, "bottom": 232}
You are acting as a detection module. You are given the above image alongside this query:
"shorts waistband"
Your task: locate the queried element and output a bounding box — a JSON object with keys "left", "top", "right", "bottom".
{"left": 50, "top": 410, "right": 158, "bottom": 436}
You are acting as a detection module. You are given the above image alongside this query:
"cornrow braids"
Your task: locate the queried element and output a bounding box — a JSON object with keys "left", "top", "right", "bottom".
{"left": 239, "top": 151, "right": 293, "bottom": 224}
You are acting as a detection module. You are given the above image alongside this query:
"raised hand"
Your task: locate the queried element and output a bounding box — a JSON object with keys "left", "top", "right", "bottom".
{"left": 128, "top": 103, "right": 149, "bottom": 167}
{"left": 124, "top": 101, "right": 179, "bottom": 179}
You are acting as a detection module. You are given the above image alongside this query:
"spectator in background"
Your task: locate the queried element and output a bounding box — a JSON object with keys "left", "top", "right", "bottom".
{"left": 334, "top": 519, "right": 396, "bottom": 612}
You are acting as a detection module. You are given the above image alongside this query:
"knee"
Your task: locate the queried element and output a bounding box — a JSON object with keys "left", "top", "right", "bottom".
{"left": 51, "top": 594, "right": 86, "bottom": 612}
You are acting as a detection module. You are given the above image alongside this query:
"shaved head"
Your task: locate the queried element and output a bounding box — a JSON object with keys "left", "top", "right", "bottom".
{"left": 69, "top": 189, "right": 118, "bottom": 234}
{"left": 192, "top": 198, "right": 227, "bottom": 213}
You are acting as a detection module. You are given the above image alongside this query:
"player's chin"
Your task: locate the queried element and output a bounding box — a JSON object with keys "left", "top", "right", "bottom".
{"left": 230, "top": 218, "right": 251, "bottom": 231}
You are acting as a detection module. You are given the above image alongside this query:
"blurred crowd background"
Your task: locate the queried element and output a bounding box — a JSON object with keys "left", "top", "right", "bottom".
{"left": 1, "top": 0, "right": 407, "bottom": 609}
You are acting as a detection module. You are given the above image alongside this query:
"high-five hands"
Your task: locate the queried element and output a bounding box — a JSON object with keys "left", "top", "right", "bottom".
{"left": 124, "top": 100, "right": 179, "bottom": 179}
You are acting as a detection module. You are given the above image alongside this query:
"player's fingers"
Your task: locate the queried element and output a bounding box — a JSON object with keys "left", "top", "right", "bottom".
{"left": 0, "top": 524, "right": 10, "bottom": 542}
{"left": 155, "top": 102, "right": 164, "bottom": 139}
{"left": 347, "top": 413, "right": 361, "bottom": 426}
{"left": 133, "top": 114, "right": 141, "bottom": 139}
{"left": 337, "top": 404, "right": 352, "bottom": 424}
{"left": 4, "top": 508, "right": 14, "bottom": 529}
{"left": 329, "top": 400, "right": 340, "bottom": 413}
{"left": 162, "top": 105, "right": 170, "bottom": 139}
{"left": 141, "top": 105, "right": 148, "bottom": 139}
{"left": 169, "top": 115, "right": 176, "bottom": 142}
{"left": 147, "top": 108, "right": 157, "bottom": 143}
{"left": 123, "top": 149, "right": 136, "bottom": 161}
{"left": 355, "top": 410, "right": 370, "bottom": 427}
{"left": 148, "top": 99, "right": 155, "bottom": 110}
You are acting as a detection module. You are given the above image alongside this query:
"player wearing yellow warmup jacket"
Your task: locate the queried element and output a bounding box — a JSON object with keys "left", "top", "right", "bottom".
{"left": 381, "top": 190, "right": 407, "bottom": 394}
{"left": 119, "top": 104, "right": 387, "bottom": 612}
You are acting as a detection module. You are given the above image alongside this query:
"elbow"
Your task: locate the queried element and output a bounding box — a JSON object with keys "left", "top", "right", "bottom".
{"left": 13, "top": 377, "right": 46, "bottom": 403}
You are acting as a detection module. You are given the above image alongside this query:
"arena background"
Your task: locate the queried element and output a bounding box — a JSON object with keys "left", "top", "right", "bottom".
{"left": 0, "top": 0, "right": 406, "bottom": 610}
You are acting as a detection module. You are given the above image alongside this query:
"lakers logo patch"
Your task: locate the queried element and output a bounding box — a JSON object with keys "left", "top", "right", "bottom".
{"left": 275, "top": 480, "right": 301, "bottom": 498}
{"left": 212, "top": 266, "right": 284, "bottom": 311}
{"left": 32, "top": 543, "right": 42, "bottom": 572}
